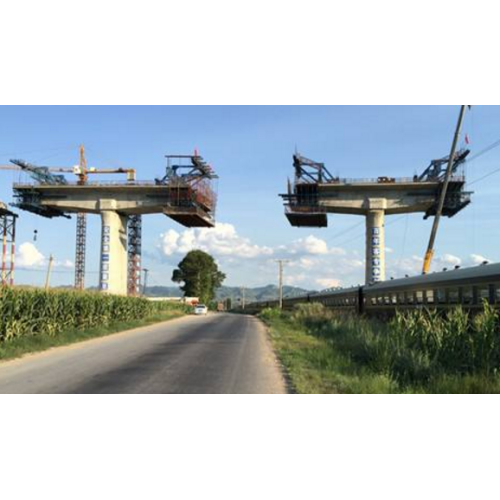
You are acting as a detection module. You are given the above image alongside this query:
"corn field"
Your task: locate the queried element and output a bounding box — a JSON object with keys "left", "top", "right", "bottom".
{"left": 0, "top": 287, "right": 179, "bottom": 342}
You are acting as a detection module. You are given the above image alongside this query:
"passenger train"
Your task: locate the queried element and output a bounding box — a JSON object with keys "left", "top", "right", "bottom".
{"left": 247, "top": 262, "right": 500, "bottom": 315}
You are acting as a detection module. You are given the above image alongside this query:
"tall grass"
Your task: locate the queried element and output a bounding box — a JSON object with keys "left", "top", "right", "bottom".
{"left": 261, "top": 302, "right": 500, "bottom": 393}
{"left": 0, "top": 287, "right": 185, "bottom": 342}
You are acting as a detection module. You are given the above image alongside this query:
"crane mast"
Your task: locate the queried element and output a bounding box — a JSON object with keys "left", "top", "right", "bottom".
{"left": 422, "top": 105, "right": 469, "bottom": 274}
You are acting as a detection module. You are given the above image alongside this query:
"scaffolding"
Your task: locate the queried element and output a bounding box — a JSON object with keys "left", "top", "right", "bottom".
{"left": 158, "top": 153, "right": 218, "bottom": 227}
{"left": 127, "top": 215, "right": 142, "bottom": 296}
{"left": 1, "top": 206, "right": 17, "bottom": 287}
{"left": 75, "top": 213, "right": 87, "bottom": 290}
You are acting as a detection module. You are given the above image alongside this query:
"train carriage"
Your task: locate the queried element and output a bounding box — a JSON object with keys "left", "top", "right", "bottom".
{"left": 243, "top": 263, "right": 500, "bottom": 316}
{"left": 363, "top": 263, "right": 500, "bottom": 314}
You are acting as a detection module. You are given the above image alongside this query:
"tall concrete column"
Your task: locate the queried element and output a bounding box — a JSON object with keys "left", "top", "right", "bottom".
{"left": 366, "top": 210, "right": 385, "bottom": 284}
{"left": 99, "top": 210, "right": 128, "bottom": 295}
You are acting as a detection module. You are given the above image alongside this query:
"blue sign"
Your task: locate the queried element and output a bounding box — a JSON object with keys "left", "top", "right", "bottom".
{"left": 102, "top": 254, "right": 110, "bottom": 262}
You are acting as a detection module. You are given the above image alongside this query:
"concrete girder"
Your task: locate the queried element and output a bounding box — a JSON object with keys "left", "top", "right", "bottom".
{"left": 317, "top": 181, "right": 450, "bottom": 216}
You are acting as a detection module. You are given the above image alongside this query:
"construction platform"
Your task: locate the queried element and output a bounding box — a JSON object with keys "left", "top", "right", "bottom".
{"left": 12, "top": 181, "right": 217, "bottom": 227}
{"left": 283, "top": 175, "right": 471, "bottom": 226}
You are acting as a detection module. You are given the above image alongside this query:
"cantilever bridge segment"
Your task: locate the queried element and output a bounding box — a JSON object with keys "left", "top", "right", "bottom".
{"left": 12, "top": 153, "right": 218, "bottom": 296}
{"left": 281, "top": 152, "right": 472, "bottom": 284}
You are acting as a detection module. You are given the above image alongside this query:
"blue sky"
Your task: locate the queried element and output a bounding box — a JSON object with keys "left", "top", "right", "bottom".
{"left": 1, "top": 105, "right": 499, "bottom": 290}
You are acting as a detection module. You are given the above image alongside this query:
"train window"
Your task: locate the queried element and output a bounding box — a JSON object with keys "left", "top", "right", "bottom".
{"left": 398, "top": 292, "right": 406, "bottom": 305}
{"left": 478, "top": 287, "right": 490, "bottom": 303}
{"left": 449, "top": 289, "right": 459, "bottom": 304}
{"left": 391, "top": 294, "right": 397, "bottom": 305}
{"left": 462, "top": 287, "right": 474, "bottom": 305}
{"left": 407, "top": 292, "right": 415, "bottom": 304}
{"left": 370, "top": 297, "right": 377, "bottom": 306}
{"left": 437, "top": 289, "right": 447, "bottom": 304}
{"left": 426, "top": 290, "right": 435, "bottom": 304}
{"left": 416, "top": 291, "right": 424, "bottom": 304}
{"left": 496, "top": 285, "right": 500, "bottom": 304}
{"left": 384, "top": 295, "right": 391, "bottom": 305}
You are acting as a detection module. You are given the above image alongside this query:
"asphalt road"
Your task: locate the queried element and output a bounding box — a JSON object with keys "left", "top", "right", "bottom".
{"left": 0, "top": 313, "right": 286, "bottom": 394}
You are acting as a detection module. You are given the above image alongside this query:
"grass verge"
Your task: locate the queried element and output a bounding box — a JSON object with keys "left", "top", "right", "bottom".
{"left": 0, "top": 308, "right": 187, "bottom": 363}
{"left": 261, "top": 305, "right": 500, "bottom": 394}
{"left": 263, "top": 312, "right": 394, "bottom": 393}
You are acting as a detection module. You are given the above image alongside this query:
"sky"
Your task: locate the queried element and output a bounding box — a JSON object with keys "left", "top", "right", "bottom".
{"left": 1, "top": 105, "right": 499, "bottom": 291}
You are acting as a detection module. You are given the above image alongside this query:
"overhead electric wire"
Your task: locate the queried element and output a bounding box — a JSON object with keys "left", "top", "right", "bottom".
{"left": 325, "top": 220, "right": 364, "bottom": 245}
{"left": 334, "top": 214, "right": 408, "bottom": 248}
{"left": 468, "top": 165, "right": 500, "bottom": 186}
{"left": 463, "top": 135, "right": 500, "bottom": 186}
{"left": 467, "top": 138, "right": 500, "bottom": 163}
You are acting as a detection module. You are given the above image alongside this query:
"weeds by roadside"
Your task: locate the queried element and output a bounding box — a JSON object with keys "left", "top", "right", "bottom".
{"left": 260, "top": 303, "right": 500, "bottom": 394}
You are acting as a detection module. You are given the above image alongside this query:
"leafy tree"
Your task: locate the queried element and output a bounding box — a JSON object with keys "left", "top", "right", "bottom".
{"left": 172, "top": 250, "right": 226, "bottom": 304}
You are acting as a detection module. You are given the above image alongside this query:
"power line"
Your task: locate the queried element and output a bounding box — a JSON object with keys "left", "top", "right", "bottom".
{"left": 463, "top": 136, "right": 500, "bottom": 186}
{"left": 334, "top": 214, "right": 407, "bottom": 247}
{"left": 467, "top": 138, "right": 500, "bottom": 163}
{"left": 325, "top": 220, "right": 364, "bottom": 245}
{"left": 468, "top": 166, "right": 500, "bottom": 186}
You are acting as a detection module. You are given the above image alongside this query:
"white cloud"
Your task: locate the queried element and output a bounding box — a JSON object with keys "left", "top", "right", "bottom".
{"left": 469, "top": 254, "right": 490, "bottom": 265}
{"left": 17, "top": 242, "right": 45, "bottom": 268}
{"left": 316, "top": 278, "right": 342, "bottom": 289}
{"left": 159, "top": 223, "right": 273, "bottom": 260}
{"left": 436, "top": 253, "right": 462, "bottom": 268}
{"left": 157, "top": 223, "right": 358, "bottom": 289}
{"left": 286, "top": 235, "right": 345, "bottom": 256}
{"left": 16, "top": 242, "right": 73, "bottom": 269}
{"left": 387, "top": 252, "right": 488, "bottom": 280}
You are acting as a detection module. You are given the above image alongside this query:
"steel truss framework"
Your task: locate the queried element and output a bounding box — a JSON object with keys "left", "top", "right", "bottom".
{"left": 75, "top": 213, "right": 87, "bottom": 290}
{"left": 127, "top": 215, "right": 142, "bottom": 296}
{"left": 1, "top": 213, "right": 17, "bottom": 287}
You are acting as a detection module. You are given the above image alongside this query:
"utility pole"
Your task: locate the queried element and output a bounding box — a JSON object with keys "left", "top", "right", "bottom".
{"left": 240, "top": 287, "right": 246, "bottom": 310}
{"left": 45, "top": 254, "right": 54, "bottom": 291}
{"left": 422, "top": 105, "right": 469, "bottom": 274}
{"left": 275, "top": 259, "right": 290, "bottom": 309}
{"left": 142, "top": 268, "right": 149, "bottom": 297}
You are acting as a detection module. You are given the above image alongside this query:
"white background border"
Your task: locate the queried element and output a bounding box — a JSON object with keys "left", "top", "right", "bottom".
{"left": 1, "top": 1, "right": 498, "bottom": 498}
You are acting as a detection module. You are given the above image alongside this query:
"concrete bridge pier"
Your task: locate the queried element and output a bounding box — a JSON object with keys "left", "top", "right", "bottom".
{"left": 365, "top": 209, "right": 386, "bottom": 284}
{"left": 100, "top": 210, "right": 128, "bottom": 295}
